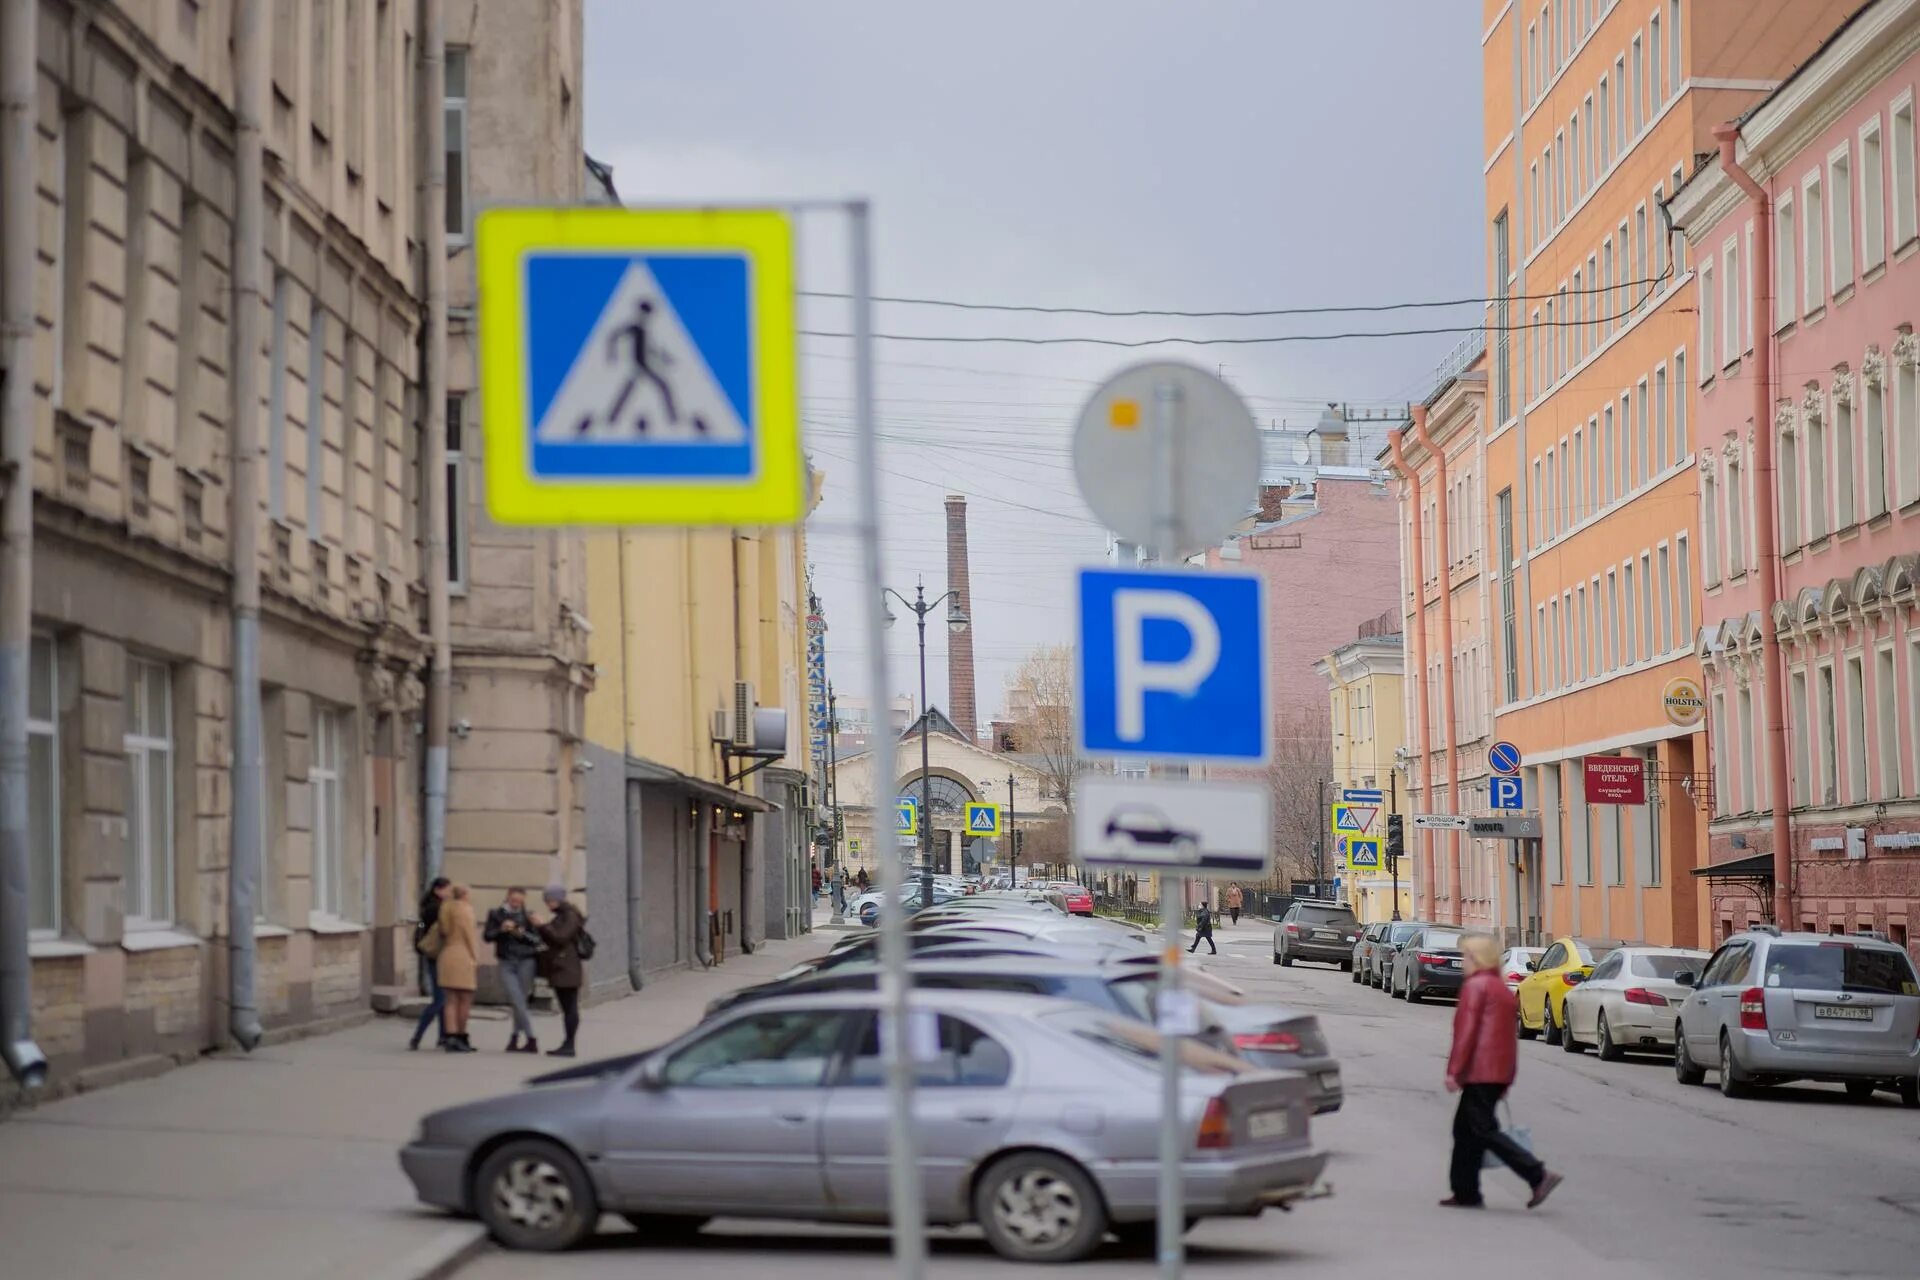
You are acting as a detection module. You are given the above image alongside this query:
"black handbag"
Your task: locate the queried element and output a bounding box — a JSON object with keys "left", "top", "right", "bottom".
{"left": 575, "top": 925, "right": 597, "bottom": 961}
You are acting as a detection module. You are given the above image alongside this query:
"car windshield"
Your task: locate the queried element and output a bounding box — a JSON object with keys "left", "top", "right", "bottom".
{"left": 1630, "top": 953, "right": 1703, "bottom": 980}
{"left": 1296, "top": 906, "right": 1357, "bottom": 926}
{"left": 1762, "top": 943, "right": 1919, "bottom": 995}
{"left": 1388, "top": 923, "right": 1425, "bottom": 942}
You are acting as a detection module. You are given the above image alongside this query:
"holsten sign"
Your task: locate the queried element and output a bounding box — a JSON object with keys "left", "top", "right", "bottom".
{"left": 1583, "top": 754, "right": 1648, "bottom": 805}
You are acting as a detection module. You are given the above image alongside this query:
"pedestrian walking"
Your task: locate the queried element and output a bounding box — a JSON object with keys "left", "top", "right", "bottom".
{"left": 408, "top": 877, "right": 452, "bottom": 1051}
{"left": 857, "top": 867, "right": 871, "bottom": 892}
{"left": 1187, "top": 900, "right": 1217, "bottom": 955}
{"left": 484, "top": 887, "right": 542, "bottom": 1054}
{"left": 1225, "top": 882, "right": 1244, "bottom": 926}
{"left": 434, "top": 885, "right": 482, "bottom": 1053}
{"left": 1442, "top": 934, "right": 1564, "bottom": 1209}
{"left": 534, "top": 884, "right": 590, "bottom": 1058}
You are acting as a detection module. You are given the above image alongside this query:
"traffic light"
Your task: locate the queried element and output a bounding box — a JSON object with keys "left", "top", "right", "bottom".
{"left": 1386, "top": 813, "right": 1405, "bottom": 864}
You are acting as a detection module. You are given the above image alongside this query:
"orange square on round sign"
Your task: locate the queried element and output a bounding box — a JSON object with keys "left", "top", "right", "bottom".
{"left": 1109, "top": 399, "right": 1140, "bottom": 429}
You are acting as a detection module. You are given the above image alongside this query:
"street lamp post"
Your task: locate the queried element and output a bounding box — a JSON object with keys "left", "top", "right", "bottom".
{"left": 884, "top": 579, "right": 968, "bottom": 910}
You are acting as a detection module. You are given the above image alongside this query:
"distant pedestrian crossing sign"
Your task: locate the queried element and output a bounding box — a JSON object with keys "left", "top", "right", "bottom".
{"left": 476, "top": 207, "right": 804, "bottom": 526}
{"left": 896, "top": 801, "right": 919, "bottom": 836}
{"left": 965, "top": 803, "right": 1002, "bottom": 837}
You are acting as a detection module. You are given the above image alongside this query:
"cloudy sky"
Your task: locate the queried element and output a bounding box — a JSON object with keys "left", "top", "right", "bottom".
{"left": 584, "top": 0, "right": 1485, "bottom": 727}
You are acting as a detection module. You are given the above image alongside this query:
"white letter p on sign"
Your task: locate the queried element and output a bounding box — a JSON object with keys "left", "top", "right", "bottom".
{"left": 1112, "top": 589, "right": 1220, "bottom": 741}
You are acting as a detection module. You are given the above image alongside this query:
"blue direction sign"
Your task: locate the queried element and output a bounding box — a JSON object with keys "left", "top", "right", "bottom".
{"left": 475, "top": 207, "right": 804, "bottom": 527}
{"left": 1490, "top": 775, "right": 1526, "bottom": 810}
{"left": 1342, "top": 788, "right": 1384, "bottom": 803}
{"left": 1489, "top": 741, "right": 1522, "bottom": 775}
{"left": 1075, "top": 566, "right": 1268, "bottom": 762}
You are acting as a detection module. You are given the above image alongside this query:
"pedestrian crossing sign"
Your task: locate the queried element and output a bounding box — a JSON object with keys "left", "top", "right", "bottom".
{"left": 1331, "top": 803, "right": 1377, "bottom": 835}
{"left": 1346, "top": 835, "right": 1383, "bottom": 870}
{"left": 965, "top": 803, "right": 1002, "bottom": 836}
{"left": 897, "top": 801, "right": 919, "bottom": 836}
{"left": 476, "top": 207, "right": 804, "bottom": 526}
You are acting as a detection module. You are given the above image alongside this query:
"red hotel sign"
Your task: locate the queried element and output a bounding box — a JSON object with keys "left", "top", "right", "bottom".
{"left": 1583, "top": 755, "right": 1647, "bottom": 804}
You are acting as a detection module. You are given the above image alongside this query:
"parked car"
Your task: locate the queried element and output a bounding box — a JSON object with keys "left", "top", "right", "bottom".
{"left": 1273, "top": 901, "right": 1361, "bottom": 969}
{"left": 1516, "top": 937, "right": 1619, "bottom": 1044}
{"left": 1560, "top": 947, "right": 1710, "bottom": 1059}
{"left": 1367, "top": 920, "right": 1433, "bottom": 989}
{"left": 1671, "top": 927, "right": 1920, "bottom": 1106}
{"left": 857, "top": 882, "right": 961, "bottom": 926}
{"left": 1048, "top": 881, "right": 1096, "bottom": 917}
{"left": 400, "top": 990, "right": 1329, "bottom": 1260}
{"left": 1388, "top": 927, "right": 1468, "bottom": 1003}
{"left": 1497, "top": 947, "right": 1547, "bottom": 992}
{"left": 1351, "top": 922, "right": 1391, "bottom": 984}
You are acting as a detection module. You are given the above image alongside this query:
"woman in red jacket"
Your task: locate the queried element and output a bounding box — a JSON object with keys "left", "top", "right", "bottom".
{"left": 1444, "top": 934, "right": 1564, "bottom": 1209}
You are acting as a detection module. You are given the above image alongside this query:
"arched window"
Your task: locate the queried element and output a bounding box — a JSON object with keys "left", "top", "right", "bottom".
{"left": 900, "top": 774, "right": 974, "bottom": 813}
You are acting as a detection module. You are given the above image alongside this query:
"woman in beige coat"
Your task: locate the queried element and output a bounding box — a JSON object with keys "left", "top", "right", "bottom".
{"left": 434, "top": 885, "right": 482, "bottom": 1053}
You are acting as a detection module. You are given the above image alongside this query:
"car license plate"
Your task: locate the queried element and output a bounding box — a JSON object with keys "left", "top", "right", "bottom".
{"left": 1815, "top": 1004, "right": 1873, "bottom": 1021}
{"left": 1314, "top": 930, "right": 1337, "bottom": 940}
{"left": 1247, "top": 1108, "right": 1292, "bottom": 1140}
{"left": 1316, "top": 1072, "right": 1340, "bottom": 1091}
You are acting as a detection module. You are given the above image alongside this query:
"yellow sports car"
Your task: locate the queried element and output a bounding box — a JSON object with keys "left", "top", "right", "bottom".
{"left": 1516, "top": 937, "right": 1618, "bottom": 1044}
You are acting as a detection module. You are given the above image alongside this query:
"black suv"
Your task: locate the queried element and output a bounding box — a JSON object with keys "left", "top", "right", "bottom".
{"left": 1274, "top": 901, "right": 1362, "bottom": 969}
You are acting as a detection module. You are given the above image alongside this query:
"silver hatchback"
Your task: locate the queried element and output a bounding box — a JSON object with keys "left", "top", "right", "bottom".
{"left": 401, "top": 989, "right": 1330, "bottom": 1260}
{"left": 1672, "top": 927, "right": 1920, "bottom": 1106}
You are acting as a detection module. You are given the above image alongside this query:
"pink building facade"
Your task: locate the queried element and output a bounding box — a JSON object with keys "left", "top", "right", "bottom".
{"left": 1672, "top": 0, "right": 1920, "bottom": 956}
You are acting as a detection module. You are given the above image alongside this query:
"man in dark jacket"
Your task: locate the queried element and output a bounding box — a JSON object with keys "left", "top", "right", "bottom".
{"left": 484, "top": 887, "right": 541, "bottom": 1053}
{"left": 1444, "top": 935, "right": 1563, "bottom": 1209}
{"left": 1187, "top": 900, "right": 1217, "bottom": 955}
{"left": 534, "top": 884, "right": 587, "bottom": 1058}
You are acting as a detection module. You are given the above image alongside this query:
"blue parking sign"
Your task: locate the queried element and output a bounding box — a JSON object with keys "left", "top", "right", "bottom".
{"left": 1075, "top": 566, "right": 1268, "bottom": 762}
{"left": 1490, "top": 776, "right": 1525, "bottom": 810}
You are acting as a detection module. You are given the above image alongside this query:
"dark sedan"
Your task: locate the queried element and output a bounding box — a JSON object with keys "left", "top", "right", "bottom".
{"left": 1367, "top": 920, "right": 1434, "bottom": 989}
{"left": 1389, "top": 927, "right": 1468, "bottom": 1002}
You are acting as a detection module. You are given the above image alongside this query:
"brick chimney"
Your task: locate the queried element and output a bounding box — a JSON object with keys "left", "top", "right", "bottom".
{"left": 944, "top": 494, "right": 977, "bottom": 742}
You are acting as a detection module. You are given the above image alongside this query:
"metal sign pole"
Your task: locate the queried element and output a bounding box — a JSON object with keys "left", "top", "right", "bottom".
{"left": 1150, "top": 378, "right": 1184, "bottom": 1280}
{"left": 846, "top": 199, "right": 925, "bottom": 1280}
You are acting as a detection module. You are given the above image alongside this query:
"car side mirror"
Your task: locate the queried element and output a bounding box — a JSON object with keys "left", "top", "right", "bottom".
{"left": 1524, "top": 962, "right": 1537, "bottom": 972}
{"left": 636, "top": 1057, "right": 668, "bottom": 1090}
{"left": 1674, "top": 971, "right": 1697, "bottom": 988}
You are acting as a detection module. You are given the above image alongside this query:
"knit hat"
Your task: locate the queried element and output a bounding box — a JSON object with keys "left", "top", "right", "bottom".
{"left": 543, "top": 883, "right": 567, "bottom": 905}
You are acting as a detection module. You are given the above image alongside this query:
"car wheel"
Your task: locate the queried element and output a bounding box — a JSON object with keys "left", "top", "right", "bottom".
{"left": 1718, "top": 1034, "right": 1751, "bottom": 1099}
{"left": 975, "top": 1150, "right": 1108, "bottom": 1264}
{"left": 622, "top": 1214, "right": 711, "bottom": 1240}
{"left": 1844, "top": 1080, "right": 1877, "bottom": 1103}
{"left": 1516, "top": 1004, "right": 1539, "bottom": 1041}
{"left": 1542, "top": 1005, "right": 1563, "bottom": 1046}
{"left": 1351, "top": 963, "right": 1362, "bottom": 984}
{"left": 1272, "top": 950, "right": 1283, "bottom": 966}
{"left": 1406, "top": 980, "right": 1423, "bottom": 1004}
{"left": 1898, "top": 1078, "right": 1919, "bottom": 1110}
{"left": 474, "top": 1138, "right": 598, "bottom": 1252}
{"left": 1279, "top": 951, "right": 1294, "bottom": 968}
{"left": 1673, "top": 1023, "right": 1705, "bottom": 1085}
{"left": 1340, "top": 959, "right": 1354, "bottom": 972}
{"left": 1596, "top": 1012, "right": 1623, "bottom": 1062}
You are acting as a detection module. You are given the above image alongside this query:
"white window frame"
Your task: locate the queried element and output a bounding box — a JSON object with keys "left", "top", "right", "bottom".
{"left": 1639, "top": 550, "right": 1655, "bottom": 659}
{"left": 1808, "top": 384, "right": 1829, "bottom": 541}
{"left": 1711, "top": 691, "right": 1732, "bottom": 817}
{"left": 1676, "top": 531, "right": 1693, "bottom": 639}
{"left": 1861, "top": 115, "right": 1886, "bottom": 273}
{"left": 1698, "top": 258, "right": 1716, "bottom": 380}
{"left": 1727, "top": 453, "right": 1748, "bottom": 577}
{"left": 1738, "top": 683, "right": 1758, "bottom": 812}
{"left": 1844, "top": 652, "right": 1869, "bottom": 804}
{"left": 1816, "top": 660, "right": 1839, "bottom": 806}
{"left": 124, "top": 656, "right": 175, "bottom": 928}
{"left": 1790, "top": 666, "right": 1812, "bottom": 807}
{"left": 1721, "top": 238, "right": 1741, "bottom": 368}
{"left": 445, "top": 46, "right": 472, "bottom": 245}
{"left": 1701, "top": 466, "right": 1721, "bottom": 589}
{"left": 1606, "top": 568, "right": 1620, "bottom": 671}
{"left": 1835, "top": 374, "right": 1857, "bottom": 529}
{"left": 1875, "top": 642, "right": 1899, "bottom": 802}
{"left": 1866, "top": 365, "right": 1889, "bottom": 519}
{"left": 28, "top": 633, "right": 60, "bottom": 938}
{"left": 1893, "top": 92, "right": 1916, "bottom": 250}
{"left": 1775, "top": 191, "right": 1797, "bottom": 331}
{"left": 1802, "top": 169, "right": 1825, "bottom": 315}
{"left": 1830, "top": 143, "right": 1855, "bottom": 291}
{"left": 310, "top": 706, "right": 349, "bottom": 924}
{"left": 1674, "top": 347, "right": 1689, "bottom": 461}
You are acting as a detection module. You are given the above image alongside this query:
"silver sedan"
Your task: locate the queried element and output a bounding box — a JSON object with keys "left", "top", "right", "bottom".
{"left": 1561, "top": 946, "right": 1709, "bottom": 1059}
{"left": 400, "top": 990, "right": 1329, "bottom": 1262}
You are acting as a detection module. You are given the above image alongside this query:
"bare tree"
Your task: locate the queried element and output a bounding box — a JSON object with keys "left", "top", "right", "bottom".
{"left": 1265, "top": 709, "right": 1332, "bottom": 888}
{"left": 1005, "top": 643, "right": 1078, "bottom": 818}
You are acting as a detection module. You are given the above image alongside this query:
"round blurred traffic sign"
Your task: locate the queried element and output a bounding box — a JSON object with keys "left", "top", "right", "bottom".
{"left": 1071, "top": 361, "right": 1259, "bottom": 560}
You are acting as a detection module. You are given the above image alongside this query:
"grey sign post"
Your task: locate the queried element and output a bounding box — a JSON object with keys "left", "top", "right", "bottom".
{"left": 1070, "top": 361, "right": 1259, "bottom": 1280}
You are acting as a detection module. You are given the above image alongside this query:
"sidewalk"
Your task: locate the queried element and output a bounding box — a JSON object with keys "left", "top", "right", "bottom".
{"left": 0, "top": 912, "right": 840, "bottom": 1280}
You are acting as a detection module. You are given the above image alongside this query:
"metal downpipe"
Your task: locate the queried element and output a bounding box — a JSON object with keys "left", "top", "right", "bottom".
{"left": 421, "top": 0, "right": 451, "bottom": 894}
{"left": 0, "top": 0, "right": 49, "bottom": 1088}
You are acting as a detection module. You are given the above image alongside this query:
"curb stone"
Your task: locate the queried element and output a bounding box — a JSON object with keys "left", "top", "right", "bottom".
{"left": 346, "top": 1223, "right": 489, "bottom": 1280}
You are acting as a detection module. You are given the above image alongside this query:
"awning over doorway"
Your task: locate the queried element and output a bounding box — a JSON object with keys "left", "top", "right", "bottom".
{"left": 1689, "top": 851, "right": 1776, "bottom": 882}
{"left": 625, "top": 756, "right": 777, "bottom": 813}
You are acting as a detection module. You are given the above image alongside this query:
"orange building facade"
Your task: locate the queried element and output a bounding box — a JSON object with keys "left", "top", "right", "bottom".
{"left": 1462, "top": 0, "right": 1859, "bottom": 946}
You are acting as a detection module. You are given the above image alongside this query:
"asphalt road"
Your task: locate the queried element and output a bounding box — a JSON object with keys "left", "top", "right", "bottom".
{"left": 456, "top": 924, "right": 1920, "bottom": 1279}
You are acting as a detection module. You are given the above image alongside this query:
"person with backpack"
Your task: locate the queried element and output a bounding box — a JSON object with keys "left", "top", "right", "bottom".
{"left": 408, "top": 877, "right": 451, "bottom": 1051}
{"left": 533, "top": 884, "right": 591, "bottom": 1058}
{"left": 484, "top": 886, "right": 542, "bottom": 1053}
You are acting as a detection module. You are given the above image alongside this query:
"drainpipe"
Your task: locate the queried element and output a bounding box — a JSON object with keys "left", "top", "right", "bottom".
{"left": 0, "top": 0, "right": 49, "bottom": 1088}
{"left": 225, "top": 0, "right": 270, "bottom": 1053}
{"left": 1714, "top": 124, "right": 1793, "bottom": 928}
{"left": 1386, "top": 429, "right": 1437, "bottom": 919}
{"left": 694, "top": 804, "right": 713, "bottom": 967}
{"left": 1410, "top": 406, "right": 1462, "bottom": 926}
{"left": 624, "top": 779, "right": 644, "bottom": 990}
{"left": 420, "top": 0, "right": 451, "bottom": 894}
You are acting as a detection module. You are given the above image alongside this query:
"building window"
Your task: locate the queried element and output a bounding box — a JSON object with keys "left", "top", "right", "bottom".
{"left": 1701, "top": 474, "right": 1721, "bottom": 588}
{"left": 1635, "top": 379, "right": 1650, "bottom": 487}
{"left": 1649, "top": 11, "right": 1664, "bottom": 105}
{"left": 125, "top": 657, "right": 174, "bottom": 926}
{"left": 267, "top": 271, "right": 292, "bottom": 520}
{"left": 1676, "top": 532, "right": 1693, "bottom": 641}
{"left": 1775, "top": 194, "right": 1797, "bottom": 330}
{"left": 1719, "top": 241, "right": 1738, "bottom": 366}
{"left": 1657, "top": 544, "right": 1673, "bottom": 654}
{"left": 1711, "top": 692, "right": 1731, "bottom": 817}
{"left": 1831, "top": 147, "right": 1854, "bottom": 290}
{"left": 1898, "top": 348, "right": 1919, "bottom": 510}
{"left": 445, "top": 46, "right": 471, "bottom": 241}
{"left": 28, "top": 634, "right": 60, "bottom": 935}
{"left": 1875, "top": 645, "right": 1898, "bottom": 801}
{"left": 1632, "top": 35, "right": 1644, "bottom": 134}
{"left": 1866, "top": 367, "right": 1888, "bottom": 518}
{"left": 1674, "top": 349, "right": 1688, "bottom": 460}
{"left": 306, "top": 300, "right": 329, "bottom": 545}
{"left": 1817, "top": 663, "right": 1839, "bottom": 806}
{"left": 447, "top": 395, "right": 469, "bottom": 593}
{"left": 1639, "top": 551, "right": 1655, "bottom": 659}
{"left": 1790, "top": 669, "right": 1811, "bottom": 807}
{"left": 1606, "top": 569, "right": 1620, "bottom": 671}
{"left": 1845, "top": 654, "right": 1869, "bottom": 804}
{"left": 311, "top": 707, "right": 348, "bottom": 921}
{"left": 1575, "top": 585, "right": 1588, "bottom": 681}
{"left": 1655, "top": 365, "right": 1669, "bottom": 472}
{"left": 1862, "top": 118, "right": 1885, "bottom": 273}
{"left": 1494, "top": 212, "right": 1511, "bottom": 423}
{"left": 1668, "top": 0, "right": 1682, "bottom": 95}
{"left": 1778, "top": 413, "right": 1799, "bottom": 550}
{"left": 1803, "top": 172, "right": 1825, "bottom": 314}
{"left": 1835, "top": 380, "right": 1857, "bottom": 529}
{"left": 1623, "top": 561, "right": 1638, "bottom": 665}
{"left": 1727, "top": 453, "right": 1748, "bottom": 576}
{"left": 1497, "top": 488, "right": 1518, "bottom": 704}
{"left": 1808, "top": 392, "right": 1828, "bottom": 541}
{"left": 1737, "top": 684, "right": 1758, "bottom": 812}
{"left": 1894, "top": 96, "right": 1916, "bottom": 249}
{"left": 1599, "top": 77, "right": 1611, "bottom": 170}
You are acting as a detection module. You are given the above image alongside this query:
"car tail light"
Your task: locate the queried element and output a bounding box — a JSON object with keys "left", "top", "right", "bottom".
{"left": 1622, "top": 987, "right": 1668, "bottom": 1007}
{"left": 1196, "top": 1097, "right": 1232, "bottom": 1149}
{"left": 1284, "top": 923, "right": 1300, "bottom": 934}
{"left": 1739, "top": 986, "right": 1768, "bottom": 1031}
{"left": 1418, "top": 953, "right": 1446, "bottom": 965}
{"left": 1560, "top": 972, "right": 1585, "bottom": 986}
{"left": 1505, "top": 971, "right": 1524, "bottom": 984}
{"left": 1232, "top": 1030, "right": 1303, "bottom": 1053}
